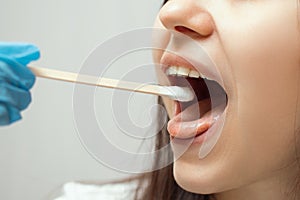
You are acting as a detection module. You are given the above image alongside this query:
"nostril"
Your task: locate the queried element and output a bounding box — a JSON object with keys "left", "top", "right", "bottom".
{"left": 175, "top": 26, "right": 194, "bottom": 33}
{"left": 175, "top": 26, "right": 204, "bottom": 39}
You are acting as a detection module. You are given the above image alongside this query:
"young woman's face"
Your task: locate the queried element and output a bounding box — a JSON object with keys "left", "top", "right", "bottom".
{"left": 153, "top": 0, "right": 300, "bottom": 196}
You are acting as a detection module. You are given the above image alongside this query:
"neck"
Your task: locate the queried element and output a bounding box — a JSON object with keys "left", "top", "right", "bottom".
{"left": 214, "top": 162, "right": 299, "bottom": 200}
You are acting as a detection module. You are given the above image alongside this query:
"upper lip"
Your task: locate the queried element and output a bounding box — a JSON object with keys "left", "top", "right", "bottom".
{"left": 160, "top": 51, "right": 226, "bottom": 91}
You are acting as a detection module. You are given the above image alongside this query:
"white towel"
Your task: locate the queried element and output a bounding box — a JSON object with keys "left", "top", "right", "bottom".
{"left": 54, "top": 181, "right": 139, "bottom": 200}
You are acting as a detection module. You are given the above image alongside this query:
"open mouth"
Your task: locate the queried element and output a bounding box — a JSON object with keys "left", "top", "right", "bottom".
{"left": 165, "top": 65, "right": 228, "bottom": 140}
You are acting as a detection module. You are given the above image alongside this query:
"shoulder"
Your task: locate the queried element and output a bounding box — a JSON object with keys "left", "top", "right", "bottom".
{"left": 53, "top": 181, "right": 139, "bottom": 200}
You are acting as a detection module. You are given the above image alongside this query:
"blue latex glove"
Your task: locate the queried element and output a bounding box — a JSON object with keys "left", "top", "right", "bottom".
{"left": 0, "top": 42, "right": 40, "bottom": 125}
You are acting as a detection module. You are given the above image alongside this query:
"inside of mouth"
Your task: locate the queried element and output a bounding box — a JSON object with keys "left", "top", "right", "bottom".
{"left": 169, "top": 75, "right": 228, "bottom": 121}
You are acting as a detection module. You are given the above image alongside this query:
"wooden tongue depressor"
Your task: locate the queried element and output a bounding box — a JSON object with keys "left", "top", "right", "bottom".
{"left": 28, "top": 66, "right": 194, "bottom": 102}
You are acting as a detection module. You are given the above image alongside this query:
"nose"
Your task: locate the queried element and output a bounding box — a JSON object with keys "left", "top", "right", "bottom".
{"left": 159, "top": 0, "right": 214, "bottom": 39}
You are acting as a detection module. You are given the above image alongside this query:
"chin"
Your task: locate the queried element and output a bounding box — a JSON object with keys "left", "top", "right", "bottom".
{"left": 172, "top": 155, "right": 230, "bottom": 195}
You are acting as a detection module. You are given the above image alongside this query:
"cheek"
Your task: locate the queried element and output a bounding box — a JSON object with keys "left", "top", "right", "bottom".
{"left": 220, "top": 3, "right": 299, "bottom": 164}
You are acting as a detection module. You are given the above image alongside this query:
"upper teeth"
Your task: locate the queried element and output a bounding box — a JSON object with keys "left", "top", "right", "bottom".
{"left": 166, "top": 66, "right": 210, "bottom": 80}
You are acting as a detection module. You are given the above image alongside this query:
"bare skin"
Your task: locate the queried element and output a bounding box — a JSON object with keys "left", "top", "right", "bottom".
{"left": 153, "top": 0, "right": 300, "bottom": 199}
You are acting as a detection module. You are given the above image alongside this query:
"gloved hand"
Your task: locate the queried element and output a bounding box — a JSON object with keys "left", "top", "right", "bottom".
{"left": 0, "top": 42, "right": 40, "bottom": 125}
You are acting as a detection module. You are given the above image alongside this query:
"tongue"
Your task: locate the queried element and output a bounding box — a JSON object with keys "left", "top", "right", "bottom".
{"left": 167, "top": 98, "right": 226, "bottom": 139}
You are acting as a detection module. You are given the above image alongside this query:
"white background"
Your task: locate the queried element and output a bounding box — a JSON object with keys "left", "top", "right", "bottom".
{"left": 0, "top": 0, "right": 163, "bottom": 199}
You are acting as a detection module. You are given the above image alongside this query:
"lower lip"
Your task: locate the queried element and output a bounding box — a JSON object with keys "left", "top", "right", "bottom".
{"left": 170, "top": 106, "right": 227, "bottom": 146}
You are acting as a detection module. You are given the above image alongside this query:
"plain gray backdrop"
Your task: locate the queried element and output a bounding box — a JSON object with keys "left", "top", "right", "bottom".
{"left": 0, "top": 0, "right": 163, "bottom": 199}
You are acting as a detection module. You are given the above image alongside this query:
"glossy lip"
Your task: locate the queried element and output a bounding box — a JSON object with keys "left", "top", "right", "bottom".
{"left": 160, "top": 51, "right": 226, "bottom": 94}
{"left": 160, "top": 51, "right": 228, "bottom": 145}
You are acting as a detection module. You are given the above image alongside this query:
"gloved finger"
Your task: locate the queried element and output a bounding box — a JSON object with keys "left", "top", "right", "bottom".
{"left": 0, "top": 58, "right": 36, "bottom": 90}
{"left": 0, "top": 104, "right": 21, "bottom": 126}
{"left": 0, "top": 80, "right": 31, "bottom": 110}
{"left": 0, "top": 42, "right": 40, "bottom": 65}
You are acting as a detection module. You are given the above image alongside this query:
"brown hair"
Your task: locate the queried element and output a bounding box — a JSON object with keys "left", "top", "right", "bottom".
{"left": 130, "top": 1, "right": 213, "bottom": 199}
{"left": 130, "top": 0, "right": 300, "bottom": 199}
{"left": 132, "top": 97, "right": 213, "bottom": 200}
{"left": 130, "top": 1, "right": 212, "bottom": 199}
